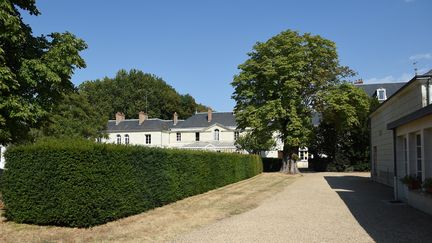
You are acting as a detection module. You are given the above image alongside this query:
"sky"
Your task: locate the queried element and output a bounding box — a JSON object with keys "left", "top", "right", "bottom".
{"left": 21, "top": 0, "right": 432, "bottom": 112}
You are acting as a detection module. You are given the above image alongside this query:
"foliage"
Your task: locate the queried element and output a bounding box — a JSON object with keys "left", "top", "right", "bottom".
{"left": 310, "top": 83, "right": 371, "bottom": 171}
{"left": 232, "top": 29, "right": 351, "bottom": 173}
{"left": 262, "top": 158, "right": 282, "bottom": 172}
{"left": 1, "top": 139, "right": 262, "bottom": 227}
{"left": 422, "top": 178, "right": 432, "bottom": 192}
{"left": 400, "top": 175, "right": 422, "bottom": 190}
{"left": 235, "top": 132, "right": 275, "bottom": 154}
{"left": 79, "top": 69, "right": 208, "bottom": 121}
{"left": 38, "top": 92, "right": 107, "bottom": 139}
{"left": 0, "top": 0, "right": 87, "bottom": 144}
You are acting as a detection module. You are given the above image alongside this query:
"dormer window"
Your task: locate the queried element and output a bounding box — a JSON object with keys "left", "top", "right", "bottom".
{"left": 377, "top": 88, "right": 387, "bottom": 101}
{"left": 214, "top": 129, "right": 220, "bottom": 141}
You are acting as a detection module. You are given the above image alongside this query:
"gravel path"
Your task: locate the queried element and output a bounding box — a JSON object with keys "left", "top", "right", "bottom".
{"left": 174, "top": 172, "right": 432, "bottom": 243}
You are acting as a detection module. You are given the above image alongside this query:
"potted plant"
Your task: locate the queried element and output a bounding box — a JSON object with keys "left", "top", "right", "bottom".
{"left": 423, "top": 178, "right": 432, "bottom": 193}
{"left": 400, "top": 175, "right": 422, "bottom": 190}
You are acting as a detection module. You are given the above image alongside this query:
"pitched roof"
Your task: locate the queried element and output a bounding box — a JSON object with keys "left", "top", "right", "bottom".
{"left": 355, "top": 82, "right": 406, "bottom": 98}
{"left": 107, "top": 119, "right": 181, "bottom": 132}
{"left": 175, "top": 112, "right": 237, "bottom": 128}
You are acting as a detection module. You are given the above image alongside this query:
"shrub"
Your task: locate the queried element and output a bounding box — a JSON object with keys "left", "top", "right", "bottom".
{"left": 262, "top": 158, "right": 282, "bottom": 172}
{"left": 423, "top": 178, "right": 432, "bottom": 193}
{"left": 1, "top": 139, "right": 262, "bottom": 227}
{"left": 400, "top": 175, "right": 422, "bottom": 190}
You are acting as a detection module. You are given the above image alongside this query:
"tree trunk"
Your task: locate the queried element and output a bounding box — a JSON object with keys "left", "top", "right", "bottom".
{"left": 280, "top": 152, "right": 289, "bottom": 172}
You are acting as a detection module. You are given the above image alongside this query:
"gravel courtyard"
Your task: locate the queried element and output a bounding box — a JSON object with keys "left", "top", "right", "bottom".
{"left": 175, "top": 172, "right": 432, "bottom": 243}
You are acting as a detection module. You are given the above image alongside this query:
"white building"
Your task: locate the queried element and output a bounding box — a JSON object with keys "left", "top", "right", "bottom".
{"left": 104, "top": 109, "right": 310, "bottom": 167}
{"left": 370, "top": 69, "right": 432, "bottom": 215}
{"left": 0, "top": 145, "right": 5, "bottom": 170}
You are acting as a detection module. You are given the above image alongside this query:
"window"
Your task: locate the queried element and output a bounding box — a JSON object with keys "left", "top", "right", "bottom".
{"left": 96, "top": 137, "right": 102, "bottom": 143}
{"left": 125, "top": 134, "right": 129, "bottom": 145}
{"left": 195, "top": 132, "right": 200, "bottom": 141}
{"left": 416, "top": 134, "right": 422, "bottom": 180}
{"left": 116, "top": 134, "right": 121, "bottom": 144}
{"left": 176, "top": 132, "right": 181, "bottom": 141}
{"left": 214, "top": 129, "right": 220, "bottom": 141}
{"left": 234, "top": 131, "right": 240, "bottom": 140}
{"left": 377, "top": 88, "right": 387, "bottom": 101}
{"left": 145, "top": 134, "right": 151, "bottom": 144}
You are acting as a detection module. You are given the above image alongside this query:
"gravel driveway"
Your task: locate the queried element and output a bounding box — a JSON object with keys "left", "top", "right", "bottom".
{"left": 174, "top": 172, "right": 432, "bottom": 243}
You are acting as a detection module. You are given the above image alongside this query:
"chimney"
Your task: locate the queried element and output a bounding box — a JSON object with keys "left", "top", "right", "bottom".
{"left": 139, "top": 111, "right": 148, "bottom": 125}
{"left": 354, "top": 79, "right": 363, "bottom": 85}
{"left": 173, "top": 112, "right": 178, "bottom": 125}
{"left": 115, "top": 112, "right": 125, "bottom": 125}
{"left": 207, "top": 108, "right": 212, "bottom": 122}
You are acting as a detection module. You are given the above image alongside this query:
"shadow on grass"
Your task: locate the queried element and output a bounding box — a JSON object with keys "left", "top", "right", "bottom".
{"left": 324, "top": 175, "right": 432, "bottom": 242}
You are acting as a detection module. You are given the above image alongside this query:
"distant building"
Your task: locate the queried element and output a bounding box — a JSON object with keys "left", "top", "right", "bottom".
{"left": 103, "top": 109, "right": 310, "bottom": 168}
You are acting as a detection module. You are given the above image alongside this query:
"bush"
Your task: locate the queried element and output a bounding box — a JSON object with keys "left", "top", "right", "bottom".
{"left": 262, "top": 158, "right": 282, "bottom": 172}
{"left": 1, "top": 139, "right": 262, "bottom": 227}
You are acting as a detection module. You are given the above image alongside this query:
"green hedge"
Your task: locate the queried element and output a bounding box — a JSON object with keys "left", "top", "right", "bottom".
{"left": 1, "top": 139, "right": 262, "bottom": 227}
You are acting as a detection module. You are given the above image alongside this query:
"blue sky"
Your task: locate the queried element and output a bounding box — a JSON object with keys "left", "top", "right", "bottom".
{"left": 22, "top": 0, "right": 432, "bottom": 112}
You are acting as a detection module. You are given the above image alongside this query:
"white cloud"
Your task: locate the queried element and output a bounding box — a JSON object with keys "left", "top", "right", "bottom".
{"left": 365, "top": 73, "right": 413, "bottom": 84}
{"left": 409, "top": 53, "right": 432, "bottom": 60}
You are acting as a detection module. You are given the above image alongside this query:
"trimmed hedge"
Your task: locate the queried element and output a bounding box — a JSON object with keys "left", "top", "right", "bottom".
{"left": 1, "top": 139, "right": 262, "bottom": 227}
{"left": 262, "top": 158, "right": 282, "bottom": 172}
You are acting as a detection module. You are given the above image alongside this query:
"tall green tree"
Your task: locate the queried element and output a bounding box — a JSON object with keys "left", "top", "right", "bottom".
{"left": 39, "top": 92, "right": 107, "bottom": 139}
{"left": 234, "top": 132, "right": 275, "bottom": 155}
{"left": 0, "top": 0, "right": 87, "bottom": 144}
{"left": 232, "top": 30, "right": 351, "bottom": 173}
{"left": 79, "top": 69, "right": 208, "bottom": 121}
{"left": 311, "top": 83, "right": 371, "bottom": 171}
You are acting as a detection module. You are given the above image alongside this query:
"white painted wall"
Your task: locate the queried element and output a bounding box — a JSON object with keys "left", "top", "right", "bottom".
{"left": 0, "top": 145, "right": 5, "bottom": 169}
{"left": 370, "top": 81, "right": 424, "bottom": 186}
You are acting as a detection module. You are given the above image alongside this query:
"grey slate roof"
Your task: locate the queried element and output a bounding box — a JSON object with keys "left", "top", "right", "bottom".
{"left": 175, "top": 112, "right": 237, "bottom": 128}
{"left": 356, "top": 82, "right": 406, "bottom": 98}
{"left": 107, "top": 119, "right": 182, "bottom": 132}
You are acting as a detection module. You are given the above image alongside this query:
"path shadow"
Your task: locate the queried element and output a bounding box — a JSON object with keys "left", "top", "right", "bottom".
{"left": 324, "top": 175, "right": 432, "bottom": 243}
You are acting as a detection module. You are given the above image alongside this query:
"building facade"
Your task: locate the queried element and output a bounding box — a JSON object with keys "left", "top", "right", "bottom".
{"left": 370, "top": 70, "right": 432, "bottom": 214}
{"left": 104, "top": 109, "right": 310, "bottom": 167}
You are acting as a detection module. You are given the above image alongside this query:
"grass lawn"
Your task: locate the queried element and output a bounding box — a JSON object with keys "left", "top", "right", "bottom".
{"left": 0, "top": 173, "right": 296, "bottom": 242}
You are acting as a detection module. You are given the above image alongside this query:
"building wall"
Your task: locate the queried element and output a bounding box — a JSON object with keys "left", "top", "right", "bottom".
{"left": 106, "top": 131, "right": 167, "bottom": 147}
{"left": 370, "top": 81, "right": 424, "bottom": 186}
{"left": 0, "top": 145, "right": 5, "bottom": 169}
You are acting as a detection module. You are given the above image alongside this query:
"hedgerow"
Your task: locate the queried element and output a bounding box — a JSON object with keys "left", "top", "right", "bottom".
{"left": 1, "top": 139, "right": 262, "bottom": 227}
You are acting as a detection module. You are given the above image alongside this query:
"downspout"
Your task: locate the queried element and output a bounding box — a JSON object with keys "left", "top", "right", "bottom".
{"left": 392, "top": 128, "right": 399, "bottom": 200}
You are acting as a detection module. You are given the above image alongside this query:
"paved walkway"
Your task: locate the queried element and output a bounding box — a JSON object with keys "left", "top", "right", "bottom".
{"left": 174, "top": 172, "right": 432, "bottom": 243}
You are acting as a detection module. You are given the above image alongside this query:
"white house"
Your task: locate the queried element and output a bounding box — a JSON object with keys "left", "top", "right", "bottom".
{"left": 0, "top": 145, "right": 5, "bottom": 170}
{"left": 370, "top": 69, "right": 432, "bottom": 215}
{"left": 104, "top": 109, "right": 310, "bottom": 167}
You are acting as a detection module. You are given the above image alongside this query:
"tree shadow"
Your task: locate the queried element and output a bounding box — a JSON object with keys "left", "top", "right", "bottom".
{"left": 324, "top": 175, "right": 432, "bottom": 242}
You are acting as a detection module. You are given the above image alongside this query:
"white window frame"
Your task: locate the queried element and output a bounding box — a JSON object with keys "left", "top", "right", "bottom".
{"left": 176, "top": 132, "right": 181, "bottom": 142}
{"left": 145, "top": 134, "right": 151, "bottom": 144}
{"left": 116, "top": 134, "right": 122, "bottom": 144}
{"left": 214, "top": 129, "right": 220, "bottom": 141}
{"left": 195, "top": 132, "right": 200, "bottom": 141}
{"left": 125, "top": 134, "right": 130, "bottom": 145}
{"left": 377, "top": 88, "right": 387, "bottom": 101}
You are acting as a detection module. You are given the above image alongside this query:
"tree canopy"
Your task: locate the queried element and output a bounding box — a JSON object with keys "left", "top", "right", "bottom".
{"left": 0, "top": 0, "right": 87, "bottom": 144}
{"left": 232, "top": 30, "right": 352, "bottom": 173}
{"left": 38, "top": 92, "right": 107, "bottom": 140}
{"left": 79, "top": 69, "right": 208, "bottom": 121}
{"left": 311, "top": 83, "right": 372, "bottom": 171}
